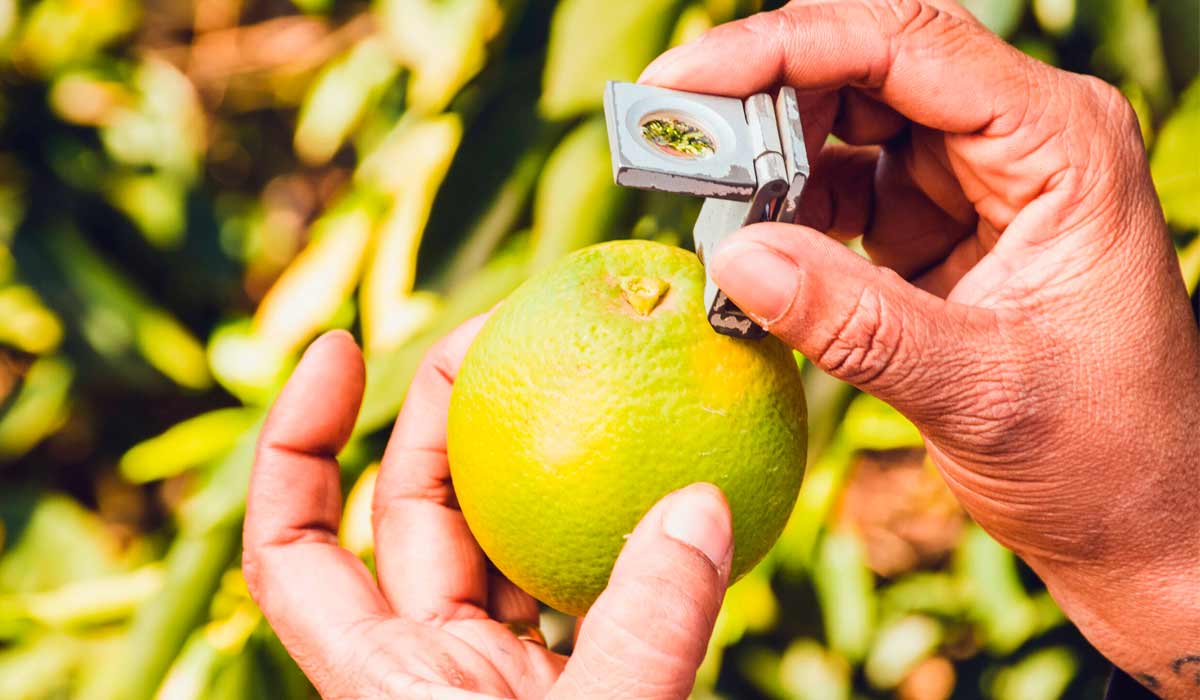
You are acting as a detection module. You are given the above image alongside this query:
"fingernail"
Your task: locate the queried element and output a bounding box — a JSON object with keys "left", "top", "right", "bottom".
{"left": 710, "top": 240, "right": 799, "bottom": 326}
{"left": 662, "top": 484, "right": 733, "bottom": 569}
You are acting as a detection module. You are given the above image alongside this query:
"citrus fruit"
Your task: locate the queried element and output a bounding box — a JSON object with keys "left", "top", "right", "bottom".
{"left": 447, "top": 239, "right": 807, "bottom": 615}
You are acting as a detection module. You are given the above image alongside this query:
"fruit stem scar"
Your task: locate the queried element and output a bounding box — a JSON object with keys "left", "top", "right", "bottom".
{"left": 619, "top": 276, "right": 670, "bottom": 316}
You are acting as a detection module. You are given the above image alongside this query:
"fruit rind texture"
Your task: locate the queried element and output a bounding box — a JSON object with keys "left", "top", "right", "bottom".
{"left": 447, "top": 240, "right": 808, "bottom": 616}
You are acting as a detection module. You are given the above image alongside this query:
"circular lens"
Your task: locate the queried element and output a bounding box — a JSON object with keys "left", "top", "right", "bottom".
{"left": 638, "top": 111, "right": 716, "bottom": 159}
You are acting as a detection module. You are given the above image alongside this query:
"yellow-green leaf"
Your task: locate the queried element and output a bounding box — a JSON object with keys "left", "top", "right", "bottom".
{"left": 540, "top": 0, "right": 686, "bottom": 119}
{"left": 529, "top": 118, "right": 627, "bottom": 270}
{"left": 374, "top": 0, "right": 503, "bottom": 114}
{"left": 119, "top": 408, "right": 259, "bottom": 484}
{"left": 0, "top": 286, "right": 62, "bottom": 355}
{"left": 294, "top": 37, "right": 400, "bottom": 165}
{"left": 1151, "top": 80, "right": 1200, "bottom": 230}
{"left": 358, "top": 115, "right": 462, "bottom": 351}
{"left": 0, "top": 357, "right": 72, "bottom": 461}
{"left": 255, "top": 195, "right": 379, "bottom": 356}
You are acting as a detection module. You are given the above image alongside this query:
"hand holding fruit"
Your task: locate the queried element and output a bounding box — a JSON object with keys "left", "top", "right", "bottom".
{"left": 244, "top": 1, "right": 1200, "bottom": 698}
{"left": 641, "top": 0, "right": 1199, "bottom": 694}
{"left": 242, "top": 327, "right": 737, "bottom": 699}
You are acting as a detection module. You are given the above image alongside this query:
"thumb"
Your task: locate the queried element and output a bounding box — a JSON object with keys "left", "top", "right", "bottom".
{"left": 549, "top": 483, "right": 732, "bottom": 700}
{"left": 711, "top": 224, "right": 1010, "bottom": 437}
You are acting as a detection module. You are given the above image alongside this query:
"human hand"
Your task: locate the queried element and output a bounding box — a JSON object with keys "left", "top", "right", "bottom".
{"left": 242, "top": 324, "right": 734, "bottom": 699}
{"left": 641, "top": 0, "right": 1200, "bottom": 695}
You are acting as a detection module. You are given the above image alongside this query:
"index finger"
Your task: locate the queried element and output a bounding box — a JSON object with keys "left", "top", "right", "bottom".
{"left": 639, "top": 0, "right": 1040, "bottom": 137}
{"left": 243, "top": 332, "right": 392, "bottom": 683}
{"left": 371, "top": 315, "right": 513, "bottom": 624}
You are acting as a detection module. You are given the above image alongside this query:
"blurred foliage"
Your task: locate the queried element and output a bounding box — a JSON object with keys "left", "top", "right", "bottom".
{"left": 0, "top": 0, "right": 1196, "bottom": 699}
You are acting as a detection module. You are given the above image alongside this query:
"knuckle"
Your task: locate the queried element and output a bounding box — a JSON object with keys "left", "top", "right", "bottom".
{"left": 736, "top": 5, "right": 804, "bottom": 49}
{"left": 815, "top": 282, "right": 904, "bottom": 387}
{"left": 876, "top": 0, "right": 932, "bottom": 34}
{"left": 1040, "top": 74, "right": 1148, "bottom": 231}
{"left": 1081, "top": 74, "right": 1142, "bottom": 147}
{"left": 852, "top": 0, "right": 972, "bottom": 87}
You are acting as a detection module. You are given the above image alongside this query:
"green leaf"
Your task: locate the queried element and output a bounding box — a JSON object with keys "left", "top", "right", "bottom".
{"left": 105, "top": 173, "right": 189, "bottom": 250}
{"left": 863, "top": 615, "right": 942, "bottom": 690}
{"left": 0, "top": 564, "right": 163, "bottom": 630}
{"left": 0, "top": 286, "right": 62, "bottom": 355}
{"left": 374, "top": 0, "right": 505, "bottom": 114}
{"left": 1082, "top": 0, "right": 1173, "bottom": 115}
{"left": 1151, "top": 80, "right": 1200, "bottom": 230}
{"left": 100, "top": 58, "right": 205, "bottom": 181}
{"left": 356, "top": 237, "right": 530, "bottom": 434}
{"left": 0, "top": 494, "right": 123, "bottom": 594}
{"left": 991, "top": 647, "right": 1079, "bottom": 700}
{"left": 841, "top": 393, "right": 923, "bottom": 451}
{"left": 541, "top": 0, "right": 687, "bottom": 119}
{"left": 960, "top": 0, "right": 1026, "bottom": 38}
{"left": 778, "top": 639, "right": 851, "bottom": 700}
{"left": 1033, "top": 0, "right": 1075, "bottom": 36}
{"left": 14, "top": 0, "right": 138, "bottom": 75}
{"left": 812, "top": 529, "right": 876, "bottom": 663}
{"left": 41, "top": 227, "right": 211, "bottom": 390}
{"left": 357, "top": 115, "right": 463, "bottom": 351}
{"left": 0, "top": 632, "right": 81, "bottom": 700}
{"left": 529, "top": 118, "right": 629, "bottom": 270}
{"left": 955, "top": 525, "right": 1040, "bottom": 655}
{"left": 0, "top": 356, "right": 72, "bottom": 461}
{"left": 119, "top": 408, "right": 259, "bottom": 484}
{"left": 294, "top": 37, "right": 400, "bottom": 165}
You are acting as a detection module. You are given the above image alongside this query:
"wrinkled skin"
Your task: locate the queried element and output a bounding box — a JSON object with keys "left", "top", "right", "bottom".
{"left": 243, "top": 322, "right": 736, "bottom": 700}
{"left": 244, "top": 1, "right": 1200, "bottom": 698}
{"left": 645, "top": 0, "right": 1199, "bottom": 695}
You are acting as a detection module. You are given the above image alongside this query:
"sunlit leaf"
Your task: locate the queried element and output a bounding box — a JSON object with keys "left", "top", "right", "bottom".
{"left": 357, "top": 236, "right": 529, "bottom": 434}
{"left": 813, "top": 529, "right": 876, "bottom": 663}
{"left": 100, "top": 58, "right": 205, "bottom": 181}
{"left": 541, "top": 0, "right": 687, "bottom": 119}
{"left": 0, "top": 286, "right": 62, "bottom": 355}
{"left": 0, "top": 632, "right": 81, "bottom": 699}
{"left": 991, "top": 647, "right": 1079, "bottom": 700}
{"left": 0, "top": 356, "right": 72, "bottom": 461}
{"left": 14, "top": 0, "right": 138, "bottom": 75}
{"left": 842, "top": 393, "right": 923, "bottom": 451}
{"left": 137, "top": 310, "right": 211, "bottom": 391}
{"left": 294, "top": 37, "right": 400, "bottom": 165}
{"left": 256, "top": 193, "right": 380, "bottom": 356}
{"left": 960, "top": 0, "right": 1026, "bottom": 38}
{"left": 207, "top": 319, "right": 291, "bottom": 406}
{"left": 105, "top": 173, "right": 188, "bottom": 249}
{"left": 529, "top": 117, "right": 628, "bottom": 270}
{"left": 956, "top": 525, "right": 1040, "bottom": 655}
{"left": 374, "top": 0, "right": 504, "bottom": 114}
{"left": 668, "top": 4, "right": 714, "bottom": 46}
{"left": 339, "top": 463, "right": 379, "bottom": 559}
{"left": 119, "top": 408, "right": 260, "bottom": 484}
{"left": 863, "top": 615, "right": 942, "bottom": 690}
{"left": 358, "top": 115, "right": 462, "bottom": 351}
{"left": 1033, "top": 0, "right": 1075, "bottom": 36}
{"left": 1, "top": 564, "right": 163, "bottom": 629}
{"left": 778, "top": 639, "right": 851, "bottom": 700}
{"left": 1151, "top": 80, "right": 1200, "bottom": 230}
{"left": 0, "top": 494, "right": 122, "bottom": 593}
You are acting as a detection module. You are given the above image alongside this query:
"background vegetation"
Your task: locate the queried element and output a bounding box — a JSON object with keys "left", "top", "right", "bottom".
{"left": 0, "top": 0, "right": 1196, "bottom": 698}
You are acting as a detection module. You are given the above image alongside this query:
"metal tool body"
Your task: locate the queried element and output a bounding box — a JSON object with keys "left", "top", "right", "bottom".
{"left": 603, "top": 81, "right": 809, "bottom": 339}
